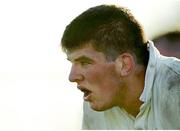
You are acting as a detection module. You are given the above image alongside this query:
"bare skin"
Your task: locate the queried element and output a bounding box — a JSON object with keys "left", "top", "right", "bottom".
{"left": 67, "top": 44, "right": 146, "bottom": 117}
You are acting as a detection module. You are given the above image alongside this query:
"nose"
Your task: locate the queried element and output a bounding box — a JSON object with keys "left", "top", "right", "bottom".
{"left": 69, "top": 65, "right": 84, "bottom": 83}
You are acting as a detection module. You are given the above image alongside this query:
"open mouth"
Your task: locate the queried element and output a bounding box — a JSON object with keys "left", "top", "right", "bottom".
{"left": 78, "top": 87, "right": 92, "bottom": 101}
{"left": 83, "top": 90, "right": 91, "bottom": 100}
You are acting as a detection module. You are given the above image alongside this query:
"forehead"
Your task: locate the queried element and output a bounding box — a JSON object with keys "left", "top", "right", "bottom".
{"left": 67, "top": 44, "right": 106, "bottom": 62}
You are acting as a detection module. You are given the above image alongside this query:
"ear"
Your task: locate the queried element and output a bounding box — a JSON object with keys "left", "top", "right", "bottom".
{"left": 115, "top": 53, "right": 135, "bottom": 76}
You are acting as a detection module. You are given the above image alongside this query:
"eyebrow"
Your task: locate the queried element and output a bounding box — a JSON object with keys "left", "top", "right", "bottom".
{"left": 67, "top": 56, "right": 94, "bottom": 63}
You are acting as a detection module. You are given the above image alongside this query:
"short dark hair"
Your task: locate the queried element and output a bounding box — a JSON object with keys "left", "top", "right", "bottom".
{"left": 61, "top": 5, "right": 148, "bottom": 65}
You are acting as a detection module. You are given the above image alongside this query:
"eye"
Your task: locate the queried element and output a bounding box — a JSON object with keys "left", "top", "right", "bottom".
{"left": 80, "top": 61, "right": 91, "bottom": 66}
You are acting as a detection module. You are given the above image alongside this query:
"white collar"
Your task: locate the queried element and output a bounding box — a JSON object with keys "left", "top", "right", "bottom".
{"left": 140, "top": 41, "right": 160, "bottom": 102}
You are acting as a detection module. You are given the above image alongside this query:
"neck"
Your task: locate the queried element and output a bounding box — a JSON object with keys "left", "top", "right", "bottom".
{"left": 119, "top": 65, "right": 146, "bottom": 117}
{"left": 123, "top": 99, "right": 144, "bottom": 117}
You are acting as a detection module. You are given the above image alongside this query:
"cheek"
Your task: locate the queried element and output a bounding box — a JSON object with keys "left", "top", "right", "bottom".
{"left": 86, "top": 65, "right": 119, "bottom": 91}
{"left": 85, "top": 66, "right": 109, "bottom": 84}
{"left": 86, "top": 70, "right": 104, "bottom": 87}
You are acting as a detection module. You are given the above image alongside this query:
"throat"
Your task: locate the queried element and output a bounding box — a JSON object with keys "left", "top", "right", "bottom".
{"left": 123, "top": 100, "right": 144, "bottom": 117}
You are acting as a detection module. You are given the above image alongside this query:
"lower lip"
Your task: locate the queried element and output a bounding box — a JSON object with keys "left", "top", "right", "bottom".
{"left": 84, "top": 92, "right": 91, "bottom": 101}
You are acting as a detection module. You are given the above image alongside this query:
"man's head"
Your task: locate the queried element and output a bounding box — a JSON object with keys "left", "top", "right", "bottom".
{"left": 61, "top": 5, "right": 148, "bottom": 111}
{"left": 153, "top": 31, "right": 180, "bottom": 58}
{"left": 61, "top": 5, "right": 148, "bottom": 65}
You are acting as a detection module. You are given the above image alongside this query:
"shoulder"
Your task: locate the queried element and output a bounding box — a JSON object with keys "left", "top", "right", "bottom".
{"left": 158, "top": 56, "right": 180, "bottom": 74}
{"left": 152, "top": 56, "right": 180, "bottom": 129}
{"left": 156, "top": 56, "right": 180, "bottom": 91}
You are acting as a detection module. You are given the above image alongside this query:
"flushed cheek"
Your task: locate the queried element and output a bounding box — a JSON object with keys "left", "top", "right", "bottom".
{"left": 89, "top": 78, "right": 119, "bottom": 105}
{"left": 86, "top": 65, "right": 116, "bottom": 86}
{"left": 88, "top": 66, "right": 117, "bottom": 89}
{"left": 85, "top": 64, "right": 119, "bottom": 95}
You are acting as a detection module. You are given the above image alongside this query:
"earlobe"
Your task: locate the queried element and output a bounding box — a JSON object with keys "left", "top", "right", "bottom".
{"left": 115, "top": 53, "right": 135, "bottom": 76}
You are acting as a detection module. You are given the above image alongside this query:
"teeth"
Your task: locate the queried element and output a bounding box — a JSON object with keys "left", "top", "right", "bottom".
{"left": 77, "top": 86, "right": 91, "bottom": 99}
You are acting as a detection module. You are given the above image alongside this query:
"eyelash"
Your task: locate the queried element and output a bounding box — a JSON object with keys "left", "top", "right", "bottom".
{"left": 80, "top": 61, "right": 91, "bottom": 66}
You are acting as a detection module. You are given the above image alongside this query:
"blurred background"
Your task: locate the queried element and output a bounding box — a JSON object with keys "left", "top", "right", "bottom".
{"left": 0, "top": 0, "right": 179, "bottom": 130}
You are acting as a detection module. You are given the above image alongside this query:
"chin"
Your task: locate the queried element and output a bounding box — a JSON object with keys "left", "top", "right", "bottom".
{"left": 92, "top": 107, "right": 106, "bottom": 112}
{"left": 90, "top": 103, "right": 113, "bottom": 112}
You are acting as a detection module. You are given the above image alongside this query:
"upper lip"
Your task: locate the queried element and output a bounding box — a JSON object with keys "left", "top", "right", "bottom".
{"left": 77, "top": 85, "right": 91, "bottom": 94}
